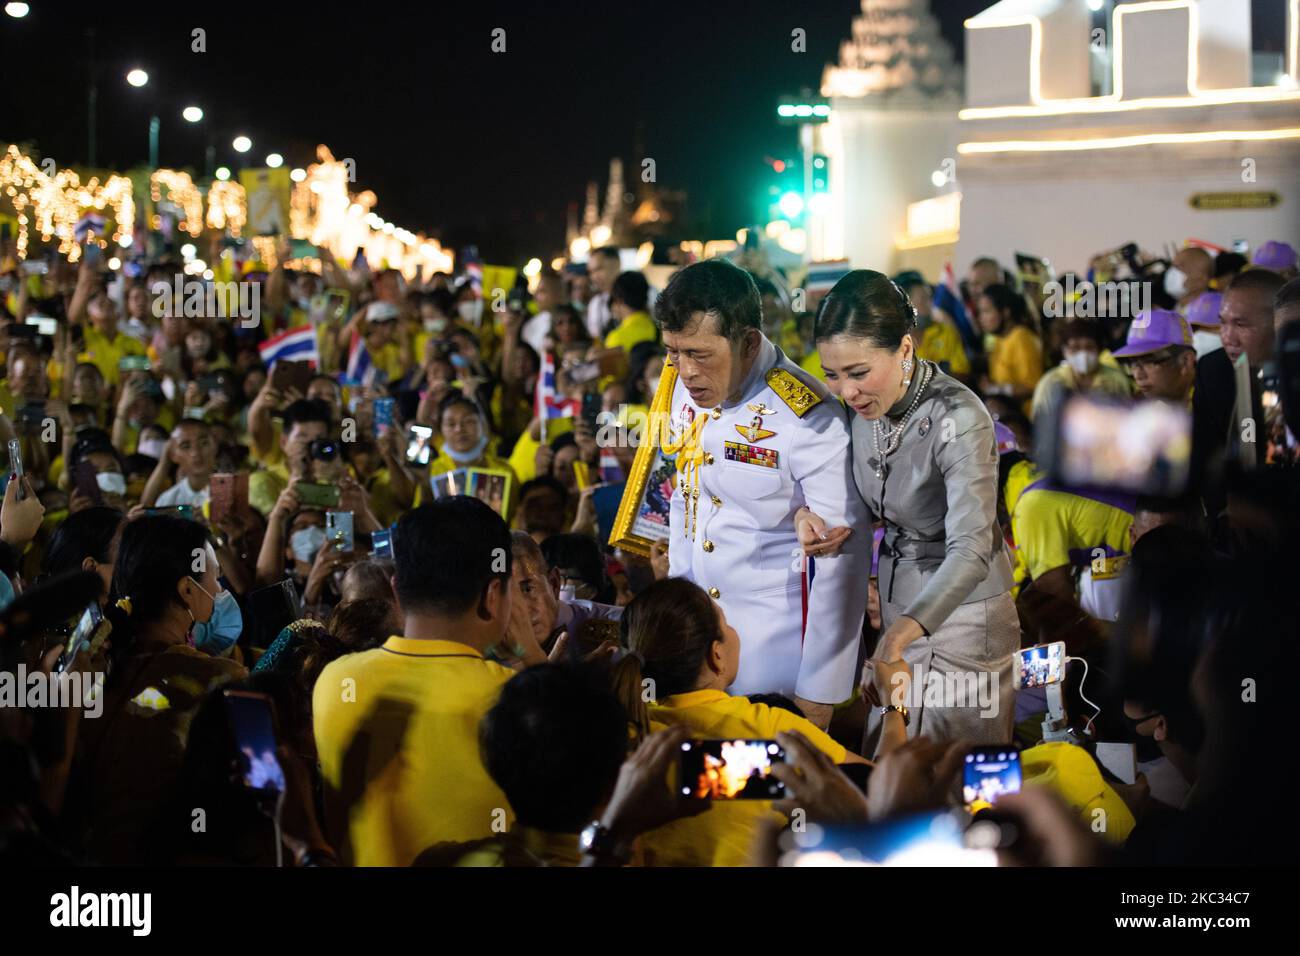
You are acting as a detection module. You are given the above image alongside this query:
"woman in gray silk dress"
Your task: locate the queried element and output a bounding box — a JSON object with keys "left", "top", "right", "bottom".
{"left": 795, "top": 270, "right": 1018, "bottom": 746}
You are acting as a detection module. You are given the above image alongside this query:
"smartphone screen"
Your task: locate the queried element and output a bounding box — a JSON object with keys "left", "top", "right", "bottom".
{"left": 778, "top": 810, "right": 991, "bottom": 867}
{"left": 373, "top": 397, "right": 395, "bottom": 435}
{"left": 678, "top": 739, "right": 786, "bottom": 800}
{"left": 371, "top": 527, "right": 394, "bottom": 559}
{"left": 7, "top": 439, "right": 23, "bottom": 499}
{"left": 1047, "top": 394, "right": 1191, "bottom": 497}
{"left": 223, "top": 690, "right": 286, "bottom": 792}
{"left": 58, "top": 602, "right": 105, "bottom": 673}
{"left": 962, "top": 747, "right": 1021, "bottom": 814}
{"left": 405, "top": 425, "right": 433, "bottom": 466}
{"left": 1016, "top": 642, "right": 1066, "bottom": 690}
{"left": 325, "top": 510, "right": 354, "bottom": 552}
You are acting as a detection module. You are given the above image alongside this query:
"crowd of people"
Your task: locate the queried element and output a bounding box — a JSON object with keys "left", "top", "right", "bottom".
{"left": 0, "top": 228, "right": 1296, "bottom": 867}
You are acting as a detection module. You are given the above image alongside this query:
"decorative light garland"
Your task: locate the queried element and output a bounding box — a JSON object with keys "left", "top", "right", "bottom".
{"left": 151, "top": 169, "right": 204, "bottom": 237}
{"left": 205, "top": 180, "right": 247, "bottom": 237}
{"left": 0, "top": 144, "right": 135, "bottom": 261}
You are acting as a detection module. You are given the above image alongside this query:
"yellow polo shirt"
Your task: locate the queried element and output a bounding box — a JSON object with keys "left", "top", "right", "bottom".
{"left": 917, "top": 320, "right": 970, "bottom": 377}
{"left": 603, "top": 310, "right": 658, "bottom": 353}
{"left": 82, "top": 326, "right": 146, "bottom": 386}
{"left": 988, "top": 325, "right": 1043, "bottom": 414}
{"left": 313, "top": 635, "right": 515, "bottom": 866}
{"left": 639, "top": 689, "right": 847, "bottom": 867}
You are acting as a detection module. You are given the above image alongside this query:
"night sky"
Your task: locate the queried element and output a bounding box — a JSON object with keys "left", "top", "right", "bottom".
{"left": 6, "top": 0, "right": 1282, "bottom": 263}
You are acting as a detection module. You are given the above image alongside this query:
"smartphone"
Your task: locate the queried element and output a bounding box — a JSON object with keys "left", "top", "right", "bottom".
{"left": 208, "top": 473, "right": 248, "bottom": 529}
{"left": 581, "top": 391, "right": 602, "bottom": 431}
{"left": 7, "top": 439, "right": 23, "bottom": 500}
{"left": 325, "top": 510, "right": 354, "bottom": 553}
{"left": 405, "top": 424, "right": 434, "bottom": 466}
{"left": 962, "top": 746, "right": 1022, "bottom": 814}
{"left": 19, "top": 259, "right": 49, "bottom": 276}
{"left": 778, "top": 810, "right": 988, "bottom": 867}
{"left": 1041, "top": 393, "right": 1191, "bottom": 497}
{"left": 145, "top": 505, "right": 196, "bottom": 521}
{"left": 223, "top": 690, "right": 286, "bottom": 792}
{"left": 270, "top": 359, "right": 313, "bottom": 396}
{"left": 678, "top": 739, "right": 786, "bottom": 800}
{"left": 118, "top": 354, "right": 152, "bottom": 373}
{"left": 57, "top": 601, "right": 109, "bottom": 673}
{"left": 296, "top": 481, "right": 341, "bottom": 510}
{"left": 197, "top": 373, "right": 224, "bottom": 394}
{"left": 25, "top": 315, "right": 59, "bottom": 336}
{"left": 1016, "top": 642, "right": 1066, "bottom": 690}
{"left": 73, "top": 461, "right": 105, "bottom": 506}
{"left": 82, "top": 243, "right": 101, "bottom": 267}
{"left": 247, "top": 578, "right": 301, "bottom": 648}
{"left": 373, "top": 397, "right": 395, "bottom": 436}
{"left": 371, "top": 527, "right": 394, "bottom": 559}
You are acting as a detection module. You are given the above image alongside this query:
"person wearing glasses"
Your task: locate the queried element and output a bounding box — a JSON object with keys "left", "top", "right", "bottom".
{"left": 1112, "top": 310, "right": 1197, "bottom": 405}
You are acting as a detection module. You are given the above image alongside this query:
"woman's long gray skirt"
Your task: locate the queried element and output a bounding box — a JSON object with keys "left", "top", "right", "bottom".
{"left": 865, "top": 590, "right": 1020, "bottom": 751}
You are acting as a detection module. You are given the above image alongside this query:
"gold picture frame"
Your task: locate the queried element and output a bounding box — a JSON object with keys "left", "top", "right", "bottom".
{"left": 607, "top": 360, "right": 678, "bottom": 557}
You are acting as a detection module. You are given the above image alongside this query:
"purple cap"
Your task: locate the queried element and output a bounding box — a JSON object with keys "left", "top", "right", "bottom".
{"left": 1252, "top": 241, "right": 1297, "bottom": 272}
{"left": 993, "top": 421, "right": 1019, "bottom": 455}
{"left": 1113, "top": 309, "right": 1194, "bottom": 359}
{"left": 1186, "top": 291, "right": 1222, "bottom": 329}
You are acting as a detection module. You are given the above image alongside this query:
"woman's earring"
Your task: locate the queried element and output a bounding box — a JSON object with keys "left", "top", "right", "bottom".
{"left": 901, "top": 359, "right": 913, "bottom": 374}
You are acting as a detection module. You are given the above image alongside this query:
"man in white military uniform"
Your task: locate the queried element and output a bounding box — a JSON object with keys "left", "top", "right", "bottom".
{"left": 656, "top": 259, "right": 870, "bottom": 727}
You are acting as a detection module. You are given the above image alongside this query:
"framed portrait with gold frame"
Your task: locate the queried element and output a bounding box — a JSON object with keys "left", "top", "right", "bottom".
{"left": 607, "top": 360, "right": 678, "bottom": 557}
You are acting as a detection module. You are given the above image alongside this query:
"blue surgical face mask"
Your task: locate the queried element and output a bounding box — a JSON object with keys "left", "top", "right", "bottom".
{"left": 291, "top": 525, "right": 327, "bottom": 564}
{"left": 189, "top": 580, "right": 242, "bottom": 654}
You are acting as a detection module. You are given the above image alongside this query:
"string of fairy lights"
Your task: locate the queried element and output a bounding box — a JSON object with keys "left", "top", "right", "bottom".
{"left": 0, "top": 141, "right": 452, "bottom": 278}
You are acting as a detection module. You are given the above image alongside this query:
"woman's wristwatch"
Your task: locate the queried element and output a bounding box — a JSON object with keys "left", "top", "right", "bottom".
{"left": 879, "top": 704, "right": 910, "bottom": 727}
{"left": 579, "top": 821, "right": 632, "bottom": 865}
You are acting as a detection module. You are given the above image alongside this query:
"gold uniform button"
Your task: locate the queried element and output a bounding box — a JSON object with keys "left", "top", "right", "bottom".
{"left": 711, "top": 495, "right": 722, "bottom": 506}
{"left": 704, "top": 453, "right": 714, "bottom": 465}
{"left": 710, "top": 407, "right": 722, "bottom": 420}
{"left": 708, "top": 587, "right": 721, "bottom": 599}
{"left": 702, "top": 540, "right": 714, "bottom": 552}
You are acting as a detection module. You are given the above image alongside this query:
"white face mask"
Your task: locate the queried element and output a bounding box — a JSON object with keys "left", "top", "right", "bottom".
{"left": 1066, "top": 350, "right": 1099, "bottom": 376}
{"left": 458, "top": 300, "right": 481, "bottom": 323}
{"left": 424, "top": 317, "right": 447, "bottom": 334}
{"left": 96, "top": 472, "right": 127, "bottom": 497}
{"left": 1164, "top": 266, "right": 1187, "bottom": 300}
{"left": 138, "top": 437, "right": 167, "bottom": 460}
{"left": 290, "top": 525, "right": 327, "bottom": 564}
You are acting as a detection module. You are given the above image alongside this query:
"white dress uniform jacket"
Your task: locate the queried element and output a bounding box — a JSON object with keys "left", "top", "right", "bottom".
{"left": 666, "top": 335, "right": 871, "bottom": 702}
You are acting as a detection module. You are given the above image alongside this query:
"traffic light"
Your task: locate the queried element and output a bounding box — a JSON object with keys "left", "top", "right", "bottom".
{"left": 767, "top": 157, "right": 803, "bottom": 223}
{"left": 812, "top": 154, "right": 828, "bottom": 193}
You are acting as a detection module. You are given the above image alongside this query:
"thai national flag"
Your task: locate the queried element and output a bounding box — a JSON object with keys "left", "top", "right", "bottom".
{"left": 259, "top": 325, "right": 318, "bottom": 368}
{"left": 536, "top": 350, "right": 580, "bottom": 419}
{"left": 75, "top": 213, "right": 105, "bottom": 244}
{"left": 598, "top": 448, "right": 623, "bottom": 484}
{"left": 344, "top": 334, "right": 376, "bottom": 387}
{"left": 934, "top": 262, "right": 980, "bottom": 354}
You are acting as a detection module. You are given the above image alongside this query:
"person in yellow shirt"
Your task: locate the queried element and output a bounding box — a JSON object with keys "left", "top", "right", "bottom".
{"left": 420, "top": 396, "right": 517, "bottom": 510}
{"left": 1030, "top": 318, "right": 1133, "bottom": 423}
{"left": 337, "top": 301, "right": 406, "bottom": 385}
{"left": 895, "top": 273, "right": 971, "bottom": 379}
{"left": 313, "top": 498, "right": 541, "bottom": 866}
{"left": 610, "top": 578, "right": 866, "bottom": 867}
{"left": 602, "top": 272, "right": 658, "bottom": 354}
{"left": 976, "top": 283, "right": 1043, "bottom": 416}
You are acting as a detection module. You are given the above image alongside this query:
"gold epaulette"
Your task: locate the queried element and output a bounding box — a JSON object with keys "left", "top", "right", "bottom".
{"left": 765, "top": 368, "right": 822, "bottom": 418}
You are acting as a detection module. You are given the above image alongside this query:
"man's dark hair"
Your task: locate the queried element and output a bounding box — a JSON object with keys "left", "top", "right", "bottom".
{"left": 1226, "top": 268, "right": 1285, "bottom": 301}
{"left": 393, "top": 498, "right": 512, "bottom": 617}
{"left": 655, "top": 258, "right": 761, "bottom": 342}
{"left": 610, "top": 271, "right": 650, "bottom": 312}
{"left": 480, "top": 661, "right": 628, "bottom": 831}
{"left": 540, "top": 532, "right": 609, "bottom": 599}
{"left": 518, "top": 475, "right": 567, "bottom": 505}
{"left": 1274, "top": 276, "right": 1300, "bottom": 313}
{"left": 591, "top": 246, "right": 621, "bottom": 265}
{"left": 281, "top": 397, "right": 333, "bottom": 431}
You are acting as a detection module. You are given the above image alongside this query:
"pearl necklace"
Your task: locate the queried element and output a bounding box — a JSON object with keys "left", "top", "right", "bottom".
{"left": 871, "top": 360, "right": 934, "bottom": 479}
